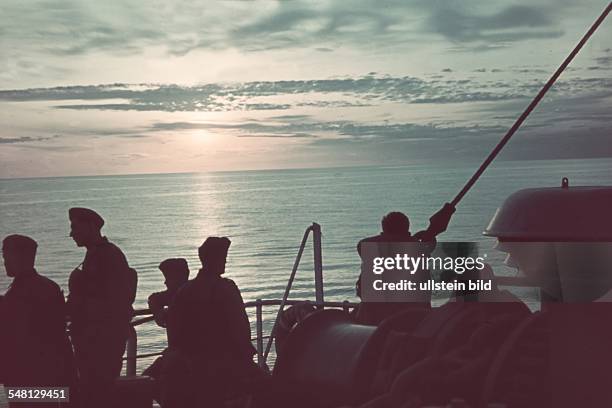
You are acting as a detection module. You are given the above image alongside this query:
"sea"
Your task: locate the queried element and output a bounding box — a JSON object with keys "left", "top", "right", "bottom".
{"left": 1, "top": 158, "right": 611, "bottom": 372}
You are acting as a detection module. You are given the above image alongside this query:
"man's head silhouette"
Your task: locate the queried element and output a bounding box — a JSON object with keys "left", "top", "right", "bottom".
{"left": 69, "top": 207, "right": 104, "bottom": 247}
{"left": 198, "top": 237, "right": 231, "bottom": 276}
{"left": 381, "top": 211, "right": 410, "bottom": 235}
{"left": 2, "top": 234, "right": 37, "bottom": 278}
{"left": 159, "top": 258, "right": 190, "bottom": 291}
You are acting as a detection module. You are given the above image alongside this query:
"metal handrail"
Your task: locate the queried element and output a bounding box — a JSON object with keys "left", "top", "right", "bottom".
{"left": 124, "top": 298, "right": 358, "bottom": 376}
{"left": 262, "top": 222, "right": 324, "bottom": 362}
{"left": 123, "top": 223, "right": 338, "bottom": 375}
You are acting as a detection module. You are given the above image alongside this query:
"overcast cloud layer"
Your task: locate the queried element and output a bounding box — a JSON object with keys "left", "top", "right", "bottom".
{"left": 0, "top": 0, "right": 610, "bottom": 177}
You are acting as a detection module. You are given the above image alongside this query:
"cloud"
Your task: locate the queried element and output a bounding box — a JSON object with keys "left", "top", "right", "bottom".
{"left": 148, "top": 118, "right": 327, "bottom": 137}
{"left": 0, "top": 135, "right": 58, "bottom": 144}
{"left": 270, "top": 114, "right": 312, "bottom": 121}
{"left": 54, "top": 102, "right": 292, "bottom": 112}
{"left": 1, "top": 1, "right": 167, "bottom": 57}
{"left": 147, "top": 118, "right": 505, "bottom": 143}
{"left": 113, "top": 153, "right": 149, "bottom": 159}
{"left": 595, "top": 48, "right": 612, "bottom": 67}
{"left": 238, "top": 133, "right": 316, "bottom": 139}
{"left": 0, "top": 83, "right": 164, "bottom": 101}
{"left": 1, "top": 0, "right": 416, "bottom": 61}
{"left": 135, "top": 76, "right": 612, "bottom": 161}
{"left": 497, "top": 127, "right": 612, "bottom": 160}
{"left": 307, "top": 125, "right": 612, "bottom": 162}
{"left": 4, "top": 73, "right": 610, "bottom": 113}
{"left": 1, "top": 0, "right": 582, "bottom": 66}
{"left": 428, "top": 4, "right": 564, "bottom": 50}
{"left": 227, "top": 1, "right": 405, "bottom": 52}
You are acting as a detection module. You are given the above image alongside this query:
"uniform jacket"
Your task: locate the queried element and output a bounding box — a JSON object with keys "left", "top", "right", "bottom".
{"left": 166, "top": 272, "right": 256, "bottom": 366}
{"left": 67, "top": 237, "right": 137, "bottom": 333}
{"left": 0, "top": 270, "right": 73, "bottom": 385}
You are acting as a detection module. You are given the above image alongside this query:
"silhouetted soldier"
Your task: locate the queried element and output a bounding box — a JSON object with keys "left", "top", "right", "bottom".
{"left": 161, "top": 237, "right": 261, "bottom": 408}
{"left": 0, "top": 235, "right": 74, "bottom": 408}
{"left": 66, "top": 208, "right": 137, "bottom": 408}
{"left": 356, "top": 211, "right": 414, "bottom": 256}
{"left": 352, "top": 212, "right": 426, "bottom": 325}
{"left": 353, "top": 205, "right": 455, "bottom": 325}
{"left": 148, "top": 258, "right": 190, "bottom": 328}
{"left": 142, "top": 258, "right": 189, "bottom": 402}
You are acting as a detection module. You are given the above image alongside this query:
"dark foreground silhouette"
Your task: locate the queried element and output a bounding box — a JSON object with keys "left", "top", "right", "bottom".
{"left": 0, "top": 234, "right": 74, "bottom": 408}
{"left": 159, "top": 237, "right": 264, "bottom": 408}
{"left": 148, "top": 258, "right": 190, "bottom": 329}
{"left": 351, "top": 208, "right": 454, "bottom": 326}
{"left": 142, "top": 258, "right": 190, "bottom": 401}
{"left": 67, "top": 207, "right": 137, "bottom": 408}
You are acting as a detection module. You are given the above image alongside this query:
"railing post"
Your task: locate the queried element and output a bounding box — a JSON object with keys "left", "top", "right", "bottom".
{"left": 126, "top": 325, "right": 137, "bottom": 376}
{"left": 255, "top": 299, "right": 264, "bottom": 369}
{"left": 312, "top": 222, "right": 324, "bottom": 307}
{"left": 263, "top": 225, "right": 313, "bottom": 362}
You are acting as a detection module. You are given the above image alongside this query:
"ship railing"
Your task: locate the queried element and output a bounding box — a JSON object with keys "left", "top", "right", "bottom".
{"left": 124, "top": 222, "right": 353, "bottom": 376}
{"left": 125, "top": 299, "right": 358, "bottom": 376}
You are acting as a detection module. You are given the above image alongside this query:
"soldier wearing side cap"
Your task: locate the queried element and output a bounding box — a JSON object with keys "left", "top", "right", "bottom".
{"left": 161, "top": 237, "right": 261, "bottom": 408}
{"left": 0, "top": 235, "right": 74, "bottom": 408}
{"left": 148, "top": 258, "right": 190, "bottom": 328}
{"left": 66, "top": 207, "right": 137, "bottom": 408}
{"left": 142, "top": 258, "right": 190, "bottom": 403}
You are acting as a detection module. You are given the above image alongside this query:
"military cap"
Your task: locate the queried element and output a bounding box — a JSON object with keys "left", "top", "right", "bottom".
{"left": 69, "top": 207, "right": 105, "bottom": 229}
{"left": 198, "top": 237, "right": 231, "bottom": 261}
{"left": 2, "top": 234, "right": 38, "bottom": 255}
{"left": 159, "top": 258, "right": 189, "bottom": 277}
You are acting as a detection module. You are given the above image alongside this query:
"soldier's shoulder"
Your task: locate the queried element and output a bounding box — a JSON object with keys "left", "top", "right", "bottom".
{"left": 359, "top": 234, "right": 386, "bottom": 246}
{"left": 217, "top": 277, "right": 241, "bottom": 295}
{"left": 360, "top": 234, "right": 381, "bottom": 242}
{"left": 102, "top": 239, "right": 126, "bottom": 256}
{"left": 34, "top": 273, "right": 61, "bottom": 290}
{"left": 357, "top": 234, "right": 383, "bottom": 253}
{"left": 30, "top": 273, "right": 63, "bottom": 299}
{"left": 219, "top": 276, "right": 238, "bottom": 286}
{"left": 89, "top": 238, "right": 128, "bottom": 263}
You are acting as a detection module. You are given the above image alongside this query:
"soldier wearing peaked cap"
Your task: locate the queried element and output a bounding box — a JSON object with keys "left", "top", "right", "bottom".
{"left": 66, "top": 208, "right": 137, "bottom": 408}
{"left": 0, "top": 234, "right": 74, "bottom": 408}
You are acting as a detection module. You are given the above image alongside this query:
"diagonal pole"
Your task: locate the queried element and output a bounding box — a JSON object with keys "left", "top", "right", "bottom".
{"left": 451, "top": 2, "right": 611, "bottom": 208}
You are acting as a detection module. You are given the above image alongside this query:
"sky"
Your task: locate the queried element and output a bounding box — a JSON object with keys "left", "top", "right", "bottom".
{"left": 0, "top": 0, "right": 611, "bottom": 178}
